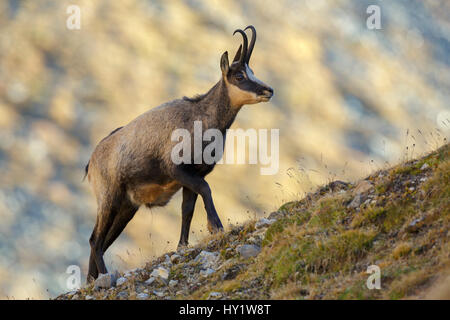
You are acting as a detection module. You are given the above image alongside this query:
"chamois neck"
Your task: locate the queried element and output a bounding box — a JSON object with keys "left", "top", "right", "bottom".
{"left": 203, "top": 79, "right": 240, "bottom": 131}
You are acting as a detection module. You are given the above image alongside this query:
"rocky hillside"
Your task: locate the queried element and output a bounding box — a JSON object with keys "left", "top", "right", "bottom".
{"left": 57, "top": 144, "right": 449, "bottom": 300}
{"left": 2, "top": 0, "right": 449, "bottom": 298}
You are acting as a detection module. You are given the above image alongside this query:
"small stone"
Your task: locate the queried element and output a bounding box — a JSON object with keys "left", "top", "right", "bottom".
{"left": 348, "top": 194, "right": 362, "bottom": 209}
{"left": 116, "top": 277, "right": 127, "bottom": 286}
{"left": 67, "top": 290, "right": 77, "bottom": 296}
{"left": 169, "top": 280, "right": 178, "bottom": 287}
{"left": 176, "top": 290, "right": 185, "bottom": 296}
{"left": 407, "top": 217, "right": 425, "bottom": 233}
{"left": 116, "top": 291, "right": 128, "bottom": 299}
{"left": 194, "top": 250, "right": 220, "bottom": 269}
{"left": 222, "top": 264, "right": 243, "bottom": 280}
{"left": 255, "top": 218, "right": 276, "bottom": 229}
{"left": 409, "top": 187, "right": 415, "bottom": 191}
{"left": 420, "top": 163, "right": 429, "bottom": 170}
{"left": 268, "top": 211, "right": 283, "bottom": 220}
{"left": 85, "top": 295, "right": 94, "bottom": 300}
{"left": 153, "top": 290, "right": 165, "bottom": 297}
{"left": 151, "top": 267, "right": 169, "bottom": 283}
{"left": 94, "top": 271, "right": 120, "bottom": 290}
{"left": 353, "top": 180, "right": 374, "bottom": 195}
{"left": 71, "top": 294, "right": 79, "bottom": 300}
{"left": 170, "top": 254, "right": 181, "bottom": 264}
{"left": 236, "top": 244, "right": 261, "bottom": 259}
{"left": 208, "top": 292, "right": 222, "bottom": 299}
{"left": 247, "top": 236, "right": 260, "bottom": 245}
{"left": 137, "top": 293, "right": 149, "bottom": 300}
{"left": 200, "top": 268, "right": 216, "bottom": 277}
{"left": 145, "top": 277, "right": 156, "bottom": 285}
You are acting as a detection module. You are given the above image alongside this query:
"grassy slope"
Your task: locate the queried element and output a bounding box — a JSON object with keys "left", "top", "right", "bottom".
{"left": 61, "top": 144, "right": 449, "bottom": 300}
{"left": 191, "top": 144, "right": 449, "bottom": 300}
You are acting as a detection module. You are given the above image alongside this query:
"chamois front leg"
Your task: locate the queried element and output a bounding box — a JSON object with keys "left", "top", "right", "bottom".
{"left": 173, "top": 170, "right": 224, "bottom": 234}
{"left": 178, "top": 187, "right": 198, "bottom": 248}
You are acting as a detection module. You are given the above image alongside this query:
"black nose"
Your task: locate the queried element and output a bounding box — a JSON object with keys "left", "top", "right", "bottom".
{"left": 264, "top": 87, "right": 274, "bottom": 97}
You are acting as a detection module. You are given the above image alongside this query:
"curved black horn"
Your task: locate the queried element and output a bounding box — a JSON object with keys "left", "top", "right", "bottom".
{"left": 233, "top": 29, "right": 248, "bottom": 65}
{"left": 244, "top": 25, "right": 256, "bottom": 64}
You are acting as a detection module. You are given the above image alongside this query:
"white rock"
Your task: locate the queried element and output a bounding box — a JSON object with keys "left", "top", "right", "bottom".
{"left": 348, "top": 194, "right": 362, "bottom": 209}
{"left": 153, "top": 290, "right": 165, "bottom": 297}
{"left": 151, "top": 267, "right": 169, "bottom": 281}
{"left": 420, "top": 163, "right": 429, "bottom": 170}
{"left": 208, "top": 292, "right": 222, "bottom": 299}
{"left": 145, "top": 277, "right": 156, "bottom": 285}
{"left": 200, "top": 268, "right": 216, "bottom": 277}
{"left": 94, "top": 271, "right": 120, "bottom": 290}
{"left": 85, "top": 295, "right": 94, "bottom": 300}
{"left": 170, "top": 254, "right": 181, "bottom": 264}
{"left": 255, "top": 218, "right": 276, "bottom": 229}
{"left": 353, "top": 180, "right": 374, "bottom": 194}
{"left": 137, "top": 293, "right": 149, "bottom": 300}
{"left": 169, "top": 280, "right": 178, "bottom": 287}
{"left": 116, "top": 291, "right": 128, "bottom": 299}
{"left": 236, "top": 244, "right": 261, "bottom": 259}
{"left": 116, "top": 277, "right": 127, "bottom": 286}
{"left": 194, "top": 251, "right": 220, "bottom": 269}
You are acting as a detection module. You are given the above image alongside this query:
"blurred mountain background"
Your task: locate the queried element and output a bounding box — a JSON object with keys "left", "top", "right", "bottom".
{"left": 0, "top": 0, "right": 448, "bottom": 299}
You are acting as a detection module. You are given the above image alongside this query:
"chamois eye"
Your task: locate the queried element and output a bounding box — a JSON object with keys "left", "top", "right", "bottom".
{"left": 235, "top": 73, "right": 244, "bottom": 81}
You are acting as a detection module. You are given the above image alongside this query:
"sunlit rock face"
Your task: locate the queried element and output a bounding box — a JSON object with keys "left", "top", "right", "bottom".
{"left": 0, "top": 0, "right": 448, "bottom": 299}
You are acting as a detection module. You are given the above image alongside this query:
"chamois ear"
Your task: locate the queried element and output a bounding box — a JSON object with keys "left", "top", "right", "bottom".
{"left": 232, "top": 44, "right": 242, "bottom": 63}
{"left": 220, "top": 51, "right": 229, "bottom": 76}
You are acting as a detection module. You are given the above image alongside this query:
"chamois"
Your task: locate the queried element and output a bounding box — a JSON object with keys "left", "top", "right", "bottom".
{"left": 85, "top": 25, "right": 273, "bottom": 281}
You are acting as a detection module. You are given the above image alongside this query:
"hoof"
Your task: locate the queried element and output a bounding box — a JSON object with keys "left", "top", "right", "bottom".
{"left": 207, "top": 220, "right": 224, "bottom": 234}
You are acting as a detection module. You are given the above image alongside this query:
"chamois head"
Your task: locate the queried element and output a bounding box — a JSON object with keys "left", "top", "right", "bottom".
{"left": 220, "top": 26, "right": 274, "bottom": 107}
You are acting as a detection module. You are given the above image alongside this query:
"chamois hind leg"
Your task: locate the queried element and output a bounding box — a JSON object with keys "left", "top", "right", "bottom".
{"left": 178, "top": 187, "right": 198, "bottom": 248}
{"left": 87, "top": 251, "right": 98, "bottom": 282}
{"left": 87, "top": 196, "right": 120, "bottom": 281}
{"left": 101, "top": 199, "right": 138, "bottom": 253}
